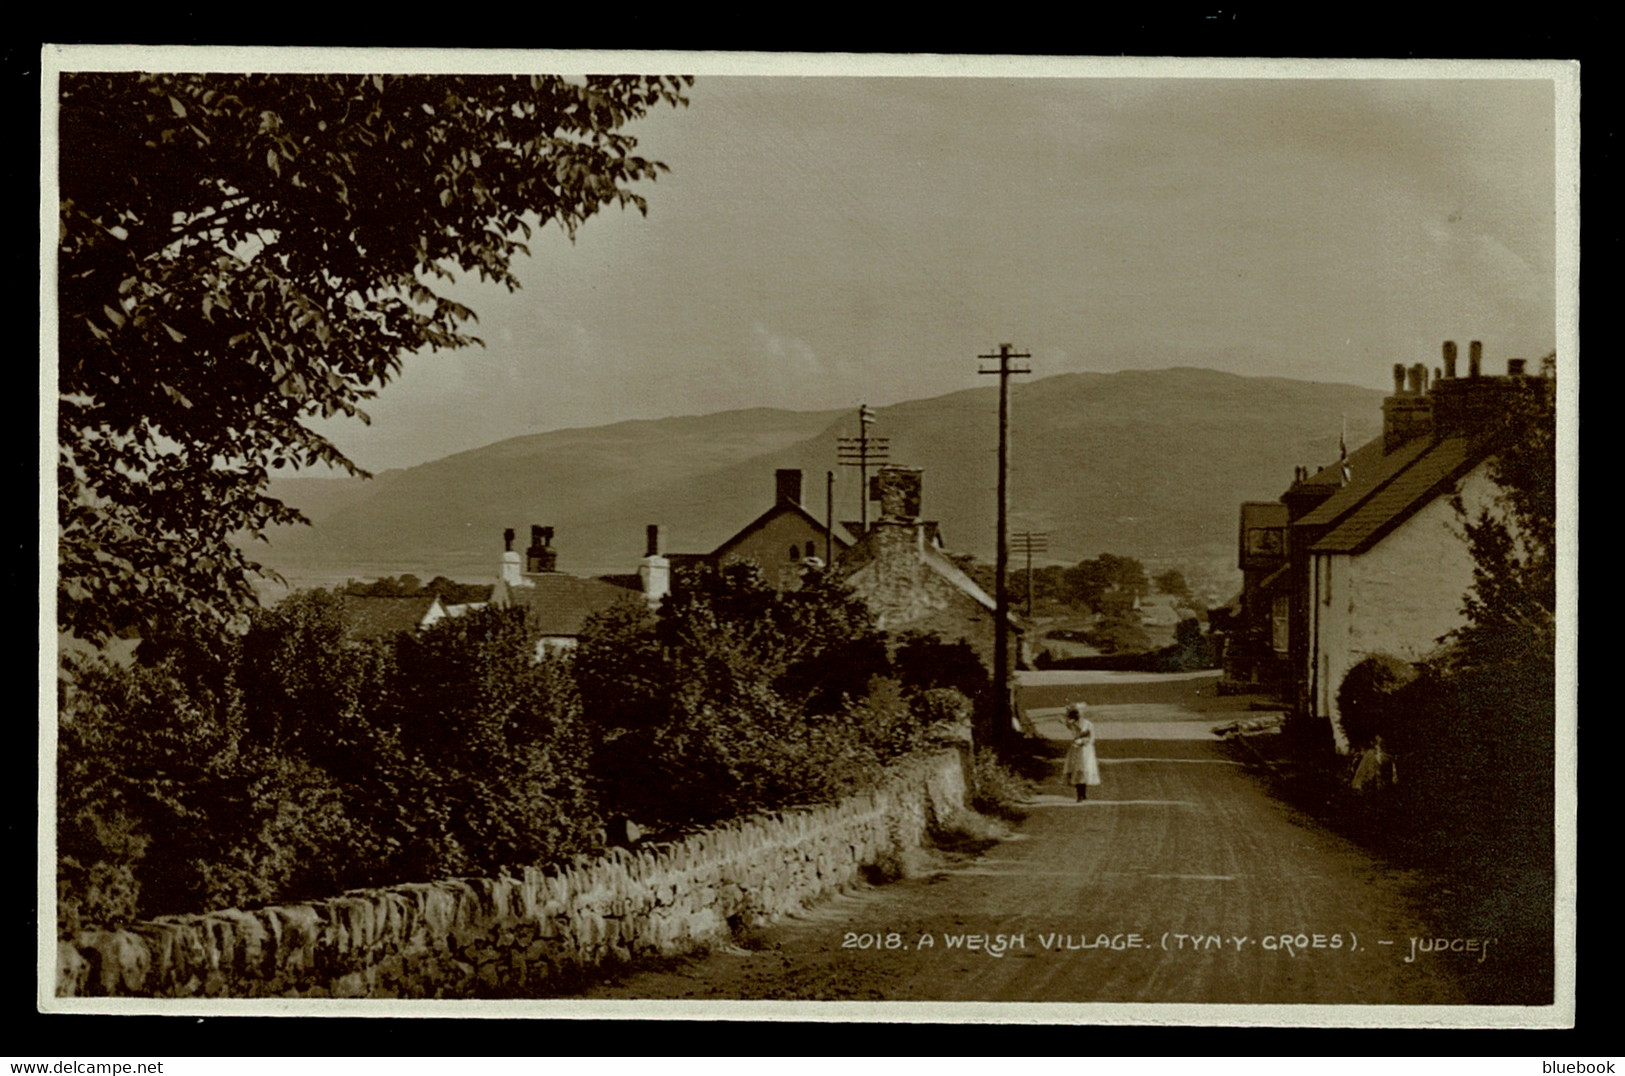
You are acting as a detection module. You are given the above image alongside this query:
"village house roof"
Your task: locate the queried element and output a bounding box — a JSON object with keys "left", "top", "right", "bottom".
{"left": 1309, "top": 435, "right": 1483, "bottom": 555}
{"left": 339, "top": 595, "right": 441, "bottom": 641}
{"left": 712, "top": 499, "right": 857, "bottom": 559}
{"left": 845, "top": 468, "right": 1020, "bottom": 637}
{"left": 1295, "top": 436, "right": 1432, "bottom": 529}
{"left": 493, "top": 574, "right": 639, "bottom": 638}
{"left": 918, "top": 541, "right": 1000, "bottom": 616}
{"left": 1297, "top": 436, "right": 1391, "bottom": 494}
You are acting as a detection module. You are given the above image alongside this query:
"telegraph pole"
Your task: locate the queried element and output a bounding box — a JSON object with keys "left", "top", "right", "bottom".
{"left": 979, "top": 344, "right": 1031, "bottom": 753}
{"left": 1012, "top": 531, "right": 1050, "bottom": 618}
{"left": 825, "top": 470, "right": 835, "bottom": 567}
{"left": 837, "top": 404, "right": 889, "bottom": 534}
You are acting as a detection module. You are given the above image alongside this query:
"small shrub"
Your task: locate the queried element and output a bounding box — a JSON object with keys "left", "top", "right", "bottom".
{"left": 841, "top": 676, "right": 928, "bottom": 761}
{"left": 892, "top": 632, "right": 989, "bottom": 706}
{"left": 1336, "top": 653, "right": 1419, "bottom": 751}
{"left": 912, "top": 686, "right": 974, "bottom": 736}
{"left": 970, "top": 751, "right": 1033, "bottom": 821}
{"left": 1084, "top": 616, "right": 1152, "bottom": 655}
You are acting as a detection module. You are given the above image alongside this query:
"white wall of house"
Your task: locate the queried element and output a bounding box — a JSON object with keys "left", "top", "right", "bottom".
{"left": 1310, "top": 462, "right": 1500, "bottom": 750}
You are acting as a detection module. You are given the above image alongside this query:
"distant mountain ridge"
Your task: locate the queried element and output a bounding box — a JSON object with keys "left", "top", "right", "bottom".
{"left": 257, "top": 368, "right": 1386, "bottom": 597}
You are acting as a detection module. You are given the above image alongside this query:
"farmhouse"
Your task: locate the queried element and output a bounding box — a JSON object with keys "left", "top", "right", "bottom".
{"left": 839, "top": 465, "right": 1023, "bottom": 672}
{"left": 673, "top": 468, "right": 855, "bottom": 591}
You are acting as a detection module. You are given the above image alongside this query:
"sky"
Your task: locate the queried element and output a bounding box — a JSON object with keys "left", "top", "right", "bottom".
{"left": 281, "top": 60, "right": 1570, "bottom": 472}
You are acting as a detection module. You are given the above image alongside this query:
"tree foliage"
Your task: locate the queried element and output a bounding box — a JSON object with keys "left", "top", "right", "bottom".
{"left": 1066, "top": 553, "right": 1149, "bottom": 609}
{"left": 385, "top": 605, "right": 597, "bottom": 878}
{"left": 1449, "top": 364, "right": 1557, "bottom": 672}
{"left": 575, "top": 561, "right": 906, "bottom": 829}
{"left": 340, "top": 574, "right": 488, "bottom": 603}
{"left": 58, "top": 592, "right": 598, "bottom": 931}
{"left": 1153, "top": 568, "right": 1192, "bottom": 600}
{"left": 58, "top": 73, "right": 690, "bottom": 643}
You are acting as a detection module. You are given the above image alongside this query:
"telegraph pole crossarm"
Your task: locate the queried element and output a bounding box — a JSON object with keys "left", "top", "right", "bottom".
{"left": 836, "top": 403, "right": 889, "bottom": 533}
{"left": 978, "top": 344, "right": 1032, "bottom": 755}
{"left": 1012, "top": 531, "right": 1050, "bottom": 618}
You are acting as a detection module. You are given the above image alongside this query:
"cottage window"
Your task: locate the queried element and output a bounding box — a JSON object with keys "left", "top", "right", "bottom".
{"left": 789, "top": 545, "right": 800, "bottom": 561}
{"left": 1271, "top": 594, "right": 1289, "bottom": 654}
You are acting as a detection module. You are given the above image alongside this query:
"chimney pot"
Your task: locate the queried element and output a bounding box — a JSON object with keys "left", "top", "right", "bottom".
{"left": 1442, "top": 341, "right": 1458, "bottom": 379}
{"left": 645, "top": 524, "right": 662, "bottom": 557}
{"left": 1393, "top": 363, "right": 1407, "bottom": 394}
{"left": 504, "top": 527, "right": 515, "bottom": 552}
{"left": 1469, "top": 340, "right": 1482, "bottom": 378}
{"left": 1407, "top": 364, "right": 1425, "bottom": 394}
{"left": 1507, "top": 358, "right": 1527, "bottom": 376}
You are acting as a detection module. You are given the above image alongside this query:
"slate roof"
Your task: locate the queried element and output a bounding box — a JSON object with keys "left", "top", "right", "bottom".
{"left": 712, "top": 501, "right": 858, "bottom": 558}
{"left": 920, "top": 542, "right": 999, "bottom": 615}
{"left": 839, "top": 524, "right": 1021, "bottom": 631}
{"left": 1295, "top": 436, "right": 1433, "bottom": 529}
{"left": 340, "top": 596, "right": 439, "bottom": 641}
{"left": 495, "top": 574, "right": 640, "bottom": 637}
{"left": 1296, "top": 435, "right": 1392, "bottom": 492}
{"left": 1311, "top": 436, "right": 1482, "bottom": 555}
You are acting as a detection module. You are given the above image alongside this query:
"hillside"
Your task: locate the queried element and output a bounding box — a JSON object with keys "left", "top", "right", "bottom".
{"left": 255, "top": 369, "right": 1385, "bottom": 598}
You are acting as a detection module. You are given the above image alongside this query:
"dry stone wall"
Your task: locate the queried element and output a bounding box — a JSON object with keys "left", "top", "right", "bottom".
{"left": 58, "top": 747, "right": 970, "bottom": 999}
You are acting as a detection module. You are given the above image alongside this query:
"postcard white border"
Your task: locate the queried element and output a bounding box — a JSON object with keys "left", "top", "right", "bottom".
{"left": 38, "top": 46, "right": 1580, "bottom": 1028}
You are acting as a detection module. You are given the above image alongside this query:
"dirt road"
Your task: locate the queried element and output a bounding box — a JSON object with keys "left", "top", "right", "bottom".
{"left": 575, "top": 672, "right": 1504, "bottom": 1005}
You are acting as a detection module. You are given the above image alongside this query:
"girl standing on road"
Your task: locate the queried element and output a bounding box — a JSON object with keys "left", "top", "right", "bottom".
{"left": 1063, "top": 703, "right": 1101, "bottom": 802}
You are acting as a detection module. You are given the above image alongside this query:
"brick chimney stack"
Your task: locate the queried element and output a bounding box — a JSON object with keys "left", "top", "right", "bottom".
{"left": 1381, "top": 350, "right": 1437, "bottom": 452}
{"left": 500, "top": 528, "right": 522, "bottom": 586}
{"left": 525, "top": 525, "right": 557, "bottom": 574}
{"left": 876, "top": 466, "right": 923, "bottom": 523}
{"left": 1427, "top": 340, "right": 1541, "bottom": 439}
{"left": 775, "top": 468, "right": 803, "bottom": 506}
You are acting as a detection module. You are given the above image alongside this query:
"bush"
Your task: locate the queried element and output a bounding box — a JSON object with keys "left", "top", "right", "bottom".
{"left": 57, "top": 648, "right": 364, "bottom": 925}
{"left": 576, "top": 561, "right": 975, "bottom": 831}
{"left": 383, "top": 605, "right": 599, "bottom": 879}
{"left": 893, "top": 633, "right": 990, "bottom": 705}
{"left": 1083, "top": 616, "right": 1152, "bottom": 655}
{"left": 58, "top": 594, "right": 599, "bottom": 932}
{"left": 839, "top": 676, "right": 928, "bottom": 761}
{"left": 1336, "top": 653, "right": 1420, "bottom": 751}
{"left": 576, "top": 562, "right": 887, "bottom": 829}
{"left": 970, "top": 751, "right": 1033, "bottom": 821}
{"left": 911, "top": 686, "right": 975, "bottom": 733}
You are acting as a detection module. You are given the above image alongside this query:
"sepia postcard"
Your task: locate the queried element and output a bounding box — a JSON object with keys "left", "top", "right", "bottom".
{"left": 39, "top": 47, "right": 1578, "bottom": 1028}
